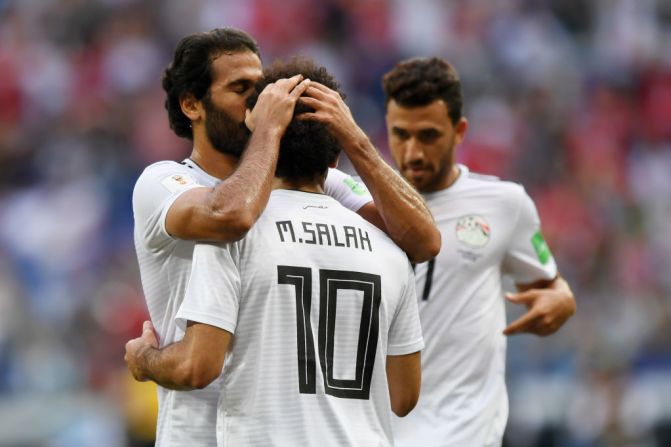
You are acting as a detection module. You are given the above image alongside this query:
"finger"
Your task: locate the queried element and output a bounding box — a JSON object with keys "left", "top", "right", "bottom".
{"left": 535, "top": 315, "right": 562, "bottom": 336}
{"left": 244, "top": 108, "right": 254, "bottom": 131}
{"left": 289, "top": 79, "right": 311, "bottom": 100}
{"left": 296, "top": 112, "right": 328, "bottom": 123}
{"left": 503, "top": 310, "right": 540, "bottom": 336}
{"left": 142, "top": 321, "right": 159, "bottom": 346}
{"left": 298, "top": 96, "right": 327, "bottom": 110}
{"left": 302, "top": 84, "right": 332, "bottom": 100}
{"left": 273, "top": 74, "right": 304, "bottom": 92}
{"left": 306, "top": 81, "right": 337, "bottom": 95}
{"left": 505, "top": 290, "right": 537, "bottom": 304}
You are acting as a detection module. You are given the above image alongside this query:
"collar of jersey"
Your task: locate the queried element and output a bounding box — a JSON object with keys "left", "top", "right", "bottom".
{"left": 271, "top": 189, "right": 333, "bottom": 200}
{"left": 182, "top": 158, "right": 220, "bottom": 184}
{"left": 422, "top": 163, "right": 469, "bottom": 200}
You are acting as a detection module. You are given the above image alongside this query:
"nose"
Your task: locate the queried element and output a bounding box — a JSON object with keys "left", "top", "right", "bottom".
{"left": 404, "top": 138, "right": 424, "bottom": 165}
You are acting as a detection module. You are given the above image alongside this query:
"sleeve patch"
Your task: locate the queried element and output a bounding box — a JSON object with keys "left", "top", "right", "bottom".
{"left": 160, "top": 173, "right": 196, "bottom": 193}
{"left": 343, "top": 177, "right": 368, "bottom": 196}
{"left": 531, "top": 231, "right": 551, "bottom": 265}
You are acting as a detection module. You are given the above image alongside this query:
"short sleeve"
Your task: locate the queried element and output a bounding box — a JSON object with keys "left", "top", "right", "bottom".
{"left": 132, "top": 162, "right": 205, "bottom": 251}
{"left": 387, "top": 262, "right": 424, "bottom": 356}
{"left": 502, "top": 188, "right": 558, "bottom": 284}
{"left": 324, "top": 168, "right": 373, "bottom": 213}
{"left": 175, "top": 242, "right": 241, "bottom": 333}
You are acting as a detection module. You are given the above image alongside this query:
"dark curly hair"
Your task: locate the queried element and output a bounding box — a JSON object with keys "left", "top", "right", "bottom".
{"left": 162, "top": 28, "right": 260, "bottom": 140}
{"left": 246, "top": 57, "right": 344, "bottom": 180}
{"left": 382, "top": 57, "right": 463, "bottom": 125}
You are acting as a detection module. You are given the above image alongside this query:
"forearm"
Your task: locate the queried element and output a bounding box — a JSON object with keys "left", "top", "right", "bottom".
{"left": 135, "top": 342, "right": 198, "bottom": 391}
{"left": 344, "top": 136, "right": 440, "bottom": 262}
{"left": 207, "top": 126, "right": 283, "bottom": 228}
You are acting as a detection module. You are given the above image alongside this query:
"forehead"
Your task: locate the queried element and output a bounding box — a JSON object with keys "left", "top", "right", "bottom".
{"left": 210, "top": 51, "right": 263, "bottom": 85}
{"left": 386, "top": 99, "right": 451, "bottom": 130}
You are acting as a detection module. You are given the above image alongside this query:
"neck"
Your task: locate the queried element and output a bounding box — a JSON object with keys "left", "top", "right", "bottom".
{"left": 441, "top": 164, "right": 461, "bottom": 190}
{"left": 272, "top": 174, "right": 325, "bottom": 194}
{"left": 189, "top": 143, "right": 238, "bottom": 180}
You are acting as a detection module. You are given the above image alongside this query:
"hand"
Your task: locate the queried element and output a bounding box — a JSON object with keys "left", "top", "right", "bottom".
{"left": 124, "top": 320, "right": 159, "bottom": 381}
{"left": 245, "top": 75, "right": 311, "bottom": 133}
{"left": 503, "top": 284, "right": 576, "bottom": 336}
{"left": 297, "top": 82, "right": 368, "bottom": 148}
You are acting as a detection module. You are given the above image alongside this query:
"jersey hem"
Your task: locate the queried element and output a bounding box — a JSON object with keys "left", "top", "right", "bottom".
{"left": 175, "top": 310, "right": 237, "bottom": 334}
{"left": 387, "top": 338, "right": 425, "bottom": 356}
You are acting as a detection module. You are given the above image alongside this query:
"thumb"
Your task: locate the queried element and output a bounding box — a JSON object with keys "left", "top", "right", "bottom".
{"left": 142, "top": 320, "right": 159, "bottom": 347}
{"left": 244, "top": 108, "right": 255, "bottom": 131}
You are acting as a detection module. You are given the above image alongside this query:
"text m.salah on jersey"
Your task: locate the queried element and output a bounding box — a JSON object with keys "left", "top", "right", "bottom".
{"left": 275, "top": 220, "right": 372, "bottom": 252}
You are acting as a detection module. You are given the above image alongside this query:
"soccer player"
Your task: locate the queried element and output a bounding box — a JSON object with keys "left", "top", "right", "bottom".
{"left": 381, "top": 57, "right": 576, "bottom": 446}
{"left": 127, "top": 58, "right": 424, "bottom": 446}
{"left": 132, "top": 29, "right": 438, "bottom": 446}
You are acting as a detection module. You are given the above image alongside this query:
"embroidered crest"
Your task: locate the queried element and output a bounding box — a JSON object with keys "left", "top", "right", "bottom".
{"left": 455, "top": 215, "right": 490, "bottom": 248}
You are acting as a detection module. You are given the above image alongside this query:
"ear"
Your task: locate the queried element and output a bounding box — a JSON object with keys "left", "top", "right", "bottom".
{"left": 329, "top": 155, "right": 340, "bottom": 169}
{"left": 180, "top": 94, "right": 204, "bottom": 123}
{"left": 454, "top": 117, "right": 468, "bottom": 146}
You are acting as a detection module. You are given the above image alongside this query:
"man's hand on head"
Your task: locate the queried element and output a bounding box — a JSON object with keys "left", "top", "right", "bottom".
{"left": 297, "top": 81, "right": 368, "bottom": 147}
{"left": 245, "top": 75, "right": 311, "bottom": 133}
{"left": 125, "top": 320, "right": 160, "bottom": 381}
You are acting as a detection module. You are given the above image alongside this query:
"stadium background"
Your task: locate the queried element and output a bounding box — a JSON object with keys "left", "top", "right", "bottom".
{"left": 1, "top": 0, "right": 670, "bottom": 445}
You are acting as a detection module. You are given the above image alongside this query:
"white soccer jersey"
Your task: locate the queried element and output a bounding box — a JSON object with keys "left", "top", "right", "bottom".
{"left": 176, "top": 190, "right": 424, "bottom": 447}
{"left": 132, "top": 159, "right": 373, "bottom": 447}
{"left": 391, "top": 165, "right": 558, "bottom": 447}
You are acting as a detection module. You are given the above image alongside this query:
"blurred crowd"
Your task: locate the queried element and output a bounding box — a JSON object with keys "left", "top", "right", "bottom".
{"left": 1, "top": 0, "right": 670, "bottom": 445}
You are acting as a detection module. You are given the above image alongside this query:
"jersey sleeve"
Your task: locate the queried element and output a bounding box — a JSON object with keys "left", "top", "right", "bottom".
{"left": 502, "top": 187, "right": 558, "bottom": 284}
{"left": 132, "top": 162, "right": 206, "bottom": 251}
{"left": 324, "top": 168, "right": 373, "bottom": 213}
{"left": 387, "top": 262, "right": 424, "bottom": 356}
{"left": 175, "top": 242, "right": 241, "bottom": 334}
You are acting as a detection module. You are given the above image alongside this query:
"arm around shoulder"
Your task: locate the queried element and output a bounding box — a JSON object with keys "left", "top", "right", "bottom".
{"left": 165, "top": 187, "right": 257, "bottom": 242}
{"left": 165, "top": 126, "right": 286, "bottom": 242}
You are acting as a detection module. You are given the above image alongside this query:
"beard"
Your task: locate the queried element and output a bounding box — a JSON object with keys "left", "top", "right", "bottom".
{"left": 202, "top": 95, "right": 251, "bottom": 157}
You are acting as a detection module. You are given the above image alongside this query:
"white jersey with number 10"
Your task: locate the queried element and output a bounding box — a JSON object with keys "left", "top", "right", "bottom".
{"left": 176, "top": 189, "right": 424, "bottom": 446}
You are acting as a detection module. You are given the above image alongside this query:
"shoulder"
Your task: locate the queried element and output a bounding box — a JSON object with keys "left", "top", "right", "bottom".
{"left": 132, "top": 160, "right": 202, "bottom": 217}
{"left": 461, "top": 167, "right": 527, "bottom": 205}
{"left": 135, "top": 160, "right": 192, "bottom": 187}
{"left": 133, "top": 161, "right": 197, "bottom": 198}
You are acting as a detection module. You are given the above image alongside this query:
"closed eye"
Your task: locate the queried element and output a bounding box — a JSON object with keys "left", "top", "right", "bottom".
{"left": 229, "top": 80, "right": 253, "bottom": 94}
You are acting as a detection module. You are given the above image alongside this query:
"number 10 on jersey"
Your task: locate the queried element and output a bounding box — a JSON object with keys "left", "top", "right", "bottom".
{"left": 277, "top": 266, "right": 382, "bottom": 400}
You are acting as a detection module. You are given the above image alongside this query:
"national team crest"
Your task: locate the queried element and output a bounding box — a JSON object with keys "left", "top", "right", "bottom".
{"left": 455, "top": 215, "right": 490, "bottom": 248}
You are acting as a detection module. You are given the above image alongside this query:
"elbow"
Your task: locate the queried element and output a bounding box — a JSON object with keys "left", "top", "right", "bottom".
{"left": 209, "top": 208, "right": 255, "bottom": 241}
{"left": 408, "top": 229, "right": 441, "bottom": 263}
{"left": 391, "top": 394, "right": 419, "bottom": 417}
{"left": 179, "top": 359, "right": 220, "bottom": 390}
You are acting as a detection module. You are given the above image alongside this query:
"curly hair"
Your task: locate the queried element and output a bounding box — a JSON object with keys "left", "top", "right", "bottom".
{"left": 382, "top": 57, "right": 463, "bottom": 125}
{"left": 246, "top": 57, "right": 344, "bottom": 180}
{"left": 162, "top": 28, "right": 259, "bottom": 140}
